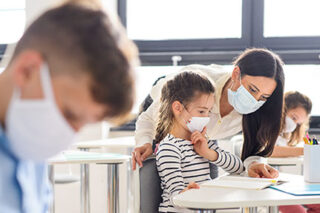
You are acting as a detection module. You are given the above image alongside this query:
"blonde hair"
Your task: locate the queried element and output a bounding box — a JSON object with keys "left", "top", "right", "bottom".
{"left": 155, "top": 72, "right": 215, "bottom": 143}
{"left": 282, "top": 91, "right": 312, "bottom": 146}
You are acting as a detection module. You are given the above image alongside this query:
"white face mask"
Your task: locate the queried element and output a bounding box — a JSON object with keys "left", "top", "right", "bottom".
{"left": 284, "top": 116, "right": 297, "bottom": 133}
{"left": 186, "top": 117, "right": 210, "bottom": 133}
{"left": 227, "top": 78, "right": 266, "bottom": 114}
{"left": 5, "top": 64, "right": 76, "bottom": 161}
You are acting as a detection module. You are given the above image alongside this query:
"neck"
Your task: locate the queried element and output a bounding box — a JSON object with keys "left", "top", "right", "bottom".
{"left": 170, "top": 121, "right": 191, "bottom": 141}
{"left": 0, "top": 68, "right": 14, "bottom": 128}
{"left": 219, "top": 78, "right": 235, "bottom": 117}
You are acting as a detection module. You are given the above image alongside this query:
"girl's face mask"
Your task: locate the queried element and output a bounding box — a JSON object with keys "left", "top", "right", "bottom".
{"left": 182, "top": 105, "right": 210, "bottom": 133}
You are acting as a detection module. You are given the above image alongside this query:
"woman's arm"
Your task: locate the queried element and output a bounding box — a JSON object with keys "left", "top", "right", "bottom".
{"left": 271, "top": 146, "right": 304, "bottom": 157}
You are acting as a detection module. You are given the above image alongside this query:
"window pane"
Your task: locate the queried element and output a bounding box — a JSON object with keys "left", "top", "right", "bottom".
{"left": 284, "top": 65, "right": 320, "bottom": 115}
{"left": 127, "top": 0, "right": 242, "bottom": 40}
{"left": 0, "top": 0, "right": 25, "bottom": 44}
{"left": 264, "top": 0, "right": 320, "bottom": 37}
{"left": 0, "top": 10, "right": 25, "bottom": 43}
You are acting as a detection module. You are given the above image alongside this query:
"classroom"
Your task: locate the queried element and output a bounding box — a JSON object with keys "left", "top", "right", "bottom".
{"left": 0, "top": 0, "right": 320, "bottom": 213}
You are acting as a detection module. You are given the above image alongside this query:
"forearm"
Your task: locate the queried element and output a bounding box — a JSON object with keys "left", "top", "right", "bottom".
{"left": 208, "top": 141, "right": 245, "bottom": 174}
{"left": 271, "top": 146, "right": 304, "bottom": 157}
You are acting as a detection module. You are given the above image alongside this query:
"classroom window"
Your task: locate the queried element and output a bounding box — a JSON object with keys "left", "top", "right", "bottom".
{"left": 126, "top": 0, "right": 242, "bottom": 40}
{"left": 118, "top": 0, "right": 320, "bottom": 65}
{"left": 264, "top": 0, "right": 320, "bottom": 37}
{"left": 0, "top": 1, "right": 25, "bottom": 44}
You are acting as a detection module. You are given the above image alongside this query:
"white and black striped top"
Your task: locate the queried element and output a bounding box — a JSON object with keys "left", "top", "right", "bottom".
{"left": 156, "top": 134, "right": 244, "bottom": 213}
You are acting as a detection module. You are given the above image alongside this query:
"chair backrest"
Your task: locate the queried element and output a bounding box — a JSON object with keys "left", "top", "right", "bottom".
{"left": 139, "top": 155, "right": 163, "bottom": 213}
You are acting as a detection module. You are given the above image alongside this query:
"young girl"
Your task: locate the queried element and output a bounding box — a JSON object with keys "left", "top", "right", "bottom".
{"left": 155, "top": 72, "right": 244, "bottom": 213}
{"left": 271, "top": 91, "right": 312, "bottom": 157}
{"left": 273, "top": 91, "right": 320, "bottom": 213}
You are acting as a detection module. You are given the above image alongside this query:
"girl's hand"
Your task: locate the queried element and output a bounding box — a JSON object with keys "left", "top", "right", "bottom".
{"left": 179, "top": 182, "right": 200, "bottom": 194}
{"left": 191, "top": 127, "right": 218, "bottom": 161}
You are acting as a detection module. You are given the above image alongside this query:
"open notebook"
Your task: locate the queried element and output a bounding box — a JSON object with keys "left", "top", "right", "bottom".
{"left": 201, "top": 175, "right": 288, "bottom": 190}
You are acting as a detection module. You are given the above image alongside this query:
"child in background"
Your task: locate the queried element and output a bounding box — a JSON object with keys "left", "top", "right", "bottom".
{"left": 271, "top": 91, "right": 312, "bottom": 157}
{"left": 155, "top": 72, "right": 244, "bottom": 213}
{"left": 272, "top": 91, "right": 320, "bottom": 213}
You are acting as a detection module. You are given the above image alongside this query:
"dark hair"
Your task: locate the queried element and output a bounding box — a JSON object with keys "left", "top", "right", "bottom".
{"left": 11, "top": 1, "right": 138, "bottom": 120}
{"left": 282, "top": 91, "right": 312, "bottom": 146}
{"left": 235, "top": 48, "right": 285, "bottom": 161}
{"left": 155, "top": 72, "right": 215, "bottom": 143}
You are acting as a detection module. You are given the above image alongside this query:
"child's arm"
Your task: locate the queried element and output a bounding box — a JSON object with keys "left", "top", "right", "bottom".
{"left": 191, "top": 128, "right": 244, "bottom": 174}
{"left": 271, "top": 145, "right": 304, "bottom": 157}
{"left": 156, "top": 143, "right": 198, "bottom": 199}
{"left": 207, "top": 140, "right": 245, "bottom": 174}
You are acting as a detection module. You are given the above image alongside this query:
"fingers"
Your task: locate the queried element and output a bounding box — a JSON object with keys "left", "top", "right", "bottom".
{"left": 187, "top": 182, "right": 200, "bottom": 189}
{"left": 258, "top": 164, "right": 273, "bottom": 178}
{"left": 248, "top": 169, "right": 260, "bottom": 178}
{"left": 135, "top": 150, "right": 144, "bottom": 168}
{"left": 141, "top": 145, "right": 152, "bottom": 161}
{"left": 201, "top": 127, "right": 207, "bottom": 135}
{"left": 131, "top": 152, "right": 136, "bottom": 170}
{"left": 266, "top": 164, "right": 279, "bottom": 178}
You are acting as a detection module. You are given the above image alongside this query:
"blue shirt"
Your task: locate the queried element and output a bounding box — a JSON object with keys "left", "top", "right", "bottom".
{"left": 0, "top": 125, "right": 51, "bottom": 213}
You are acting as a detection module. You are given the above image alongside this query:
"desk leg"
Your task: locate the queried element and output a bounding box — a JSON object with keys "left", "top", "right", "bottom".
{"left": 48, "top": 165, "right": 55, "bottom": 213}
{"left": 106, "top": 164, "right": 119, "bottom": 213}
{"left": 80, "top": 163, "right": 90, "bottom": 213}
{"left": 241, "top": 207, "right": 258, "bottom": 213}
{"left": 268, "top": 206, "right": 279, "bottom": 213}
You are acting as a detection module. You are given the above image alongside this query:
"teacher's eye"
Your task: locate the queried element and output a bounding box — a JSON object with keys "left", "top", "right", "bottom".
{"left": 249, "top": 86, "right": 257, "bottom": 93}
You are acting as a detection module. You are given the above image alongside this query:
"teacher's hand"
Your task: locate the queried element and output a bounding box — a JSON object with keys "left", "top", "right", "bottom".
{"left": 132, "top": 143, "right": 153, "bottom": 170}
{"left": 248, "top": 162, "right": 279, "bottom": 178}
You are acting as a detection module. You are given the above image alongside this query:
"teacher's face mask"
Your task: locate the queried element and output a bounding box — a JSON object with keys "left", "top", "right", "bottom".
{"left": 227, "top": 76, "right": 266, "bottom": 114}
{"left": 5, "top": 63, "right": 76, "bottom": 161}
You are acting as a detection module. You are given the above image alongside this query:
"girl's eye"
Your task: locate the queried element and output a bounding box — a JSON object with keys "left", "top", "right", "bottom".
{"left": 199, "top": 111, "right": 205, "bottom": 114}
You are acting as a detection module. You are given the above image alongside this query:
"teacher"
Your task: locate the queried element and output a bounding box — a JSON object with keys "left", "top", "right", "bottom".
{"left": 133, "top": 48, "right": 284, "bottom": 178}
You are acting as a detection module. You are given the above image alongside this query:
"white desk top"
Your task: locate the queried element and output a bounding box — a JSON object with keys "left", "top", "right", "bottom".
{"left": 48, "top": 150, "right": 130, "bottom": 165}
{"left": 173, "top": 173, "right": 320, "bottom": 209}
{"left": 267, "top": 157, "right": 303, "bottom": 166}
{"left": 74, "top": 136, "right": 135, "bottom": 149}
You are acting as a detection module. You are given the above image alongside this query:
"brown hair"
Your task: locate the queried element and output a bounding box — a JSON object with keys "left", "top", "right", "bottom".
{"left": 282, "top": 91, "right": 312, "bottom": 146}
{"left": 235, "top": 48, "right": 285, "bottom": 161}
{"left": 11, "top": 1, "right": 138, "bottom": 120}
{"left": 155, "top": 72, "right": 215, "bottom": 143}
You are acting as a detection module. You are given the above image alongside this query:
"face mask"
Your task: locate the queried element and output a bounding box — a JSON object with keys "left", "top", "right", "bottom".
{"left": 186, "top": 117, "right": 210, "bottom": 133}
{"left": 5, "top": 64, "right": 76, "bottom": 161}
{"left": 284, "top": 116, "right": 297, "bottom": 133}
{"left": 227, "top": 78, "right": 266, "bottom": 114}
{"left": 182, "top": 106, "right": 210, "bottom": 133}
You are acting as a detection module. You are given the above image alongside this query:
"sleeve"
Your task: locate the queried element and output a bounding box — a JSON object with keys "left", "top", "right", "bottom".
{"left": 208, "top": 140, "right": 245, "bottom": 174}
{"left": 135, "top": 100, "right": 161, "bottom": 146}
{"left": 156, "top": 142, "right": 185, "bottom": 198}
{"left": 243, "top": 155, "right": 267, "bottom": 171}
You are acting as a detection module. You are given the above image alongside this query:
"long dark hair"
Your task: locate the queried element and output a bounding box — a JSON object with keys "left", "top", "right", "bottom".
{"left": 237, "top": 48, "right": 285, "bottom": 161}
{"left": 155, "top": 72, "right": 215, "bottom": 144}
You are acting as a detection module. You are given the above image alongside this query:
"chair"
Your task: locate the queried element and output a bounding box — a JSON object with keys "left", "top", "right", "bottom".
{"left": 134, "top": 155, "right": 219, "bottom": 213}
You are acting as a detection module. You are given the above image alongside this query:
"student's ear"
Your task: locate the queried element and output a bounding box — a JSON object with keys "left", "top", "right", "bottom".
{"left": 231, "top": 66, "right": 241, "bottom": 82}
{"left": 172, "top": 101, "right": 183, "bottom": 115}
{"left": 10, "top": 50, "right": 45, "bottom": 99}
{"left": 11, "top": 50, "right": 44, "bottom": 88}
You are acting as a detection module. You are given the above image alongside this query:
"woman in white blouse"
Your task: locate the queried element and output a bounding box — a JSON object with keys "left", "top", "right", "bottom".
{"left": 133, "top": 48, "right": 284, "bottom": 178}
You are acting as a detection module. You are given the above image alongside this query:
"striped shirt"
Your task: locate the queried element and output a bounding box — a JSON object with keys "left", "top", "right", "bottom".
{"left": 156, "top": 134, "right": 244, "bottom": 213}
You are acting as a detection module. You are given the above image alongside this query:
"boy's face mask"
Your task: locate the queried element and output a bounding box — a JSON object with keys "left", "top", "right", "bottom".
{"left": 227, "top": 76, "right": 266, "bottom": 114}
{"left": 5, "top": 63, "right": 76, "bottom": 162}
